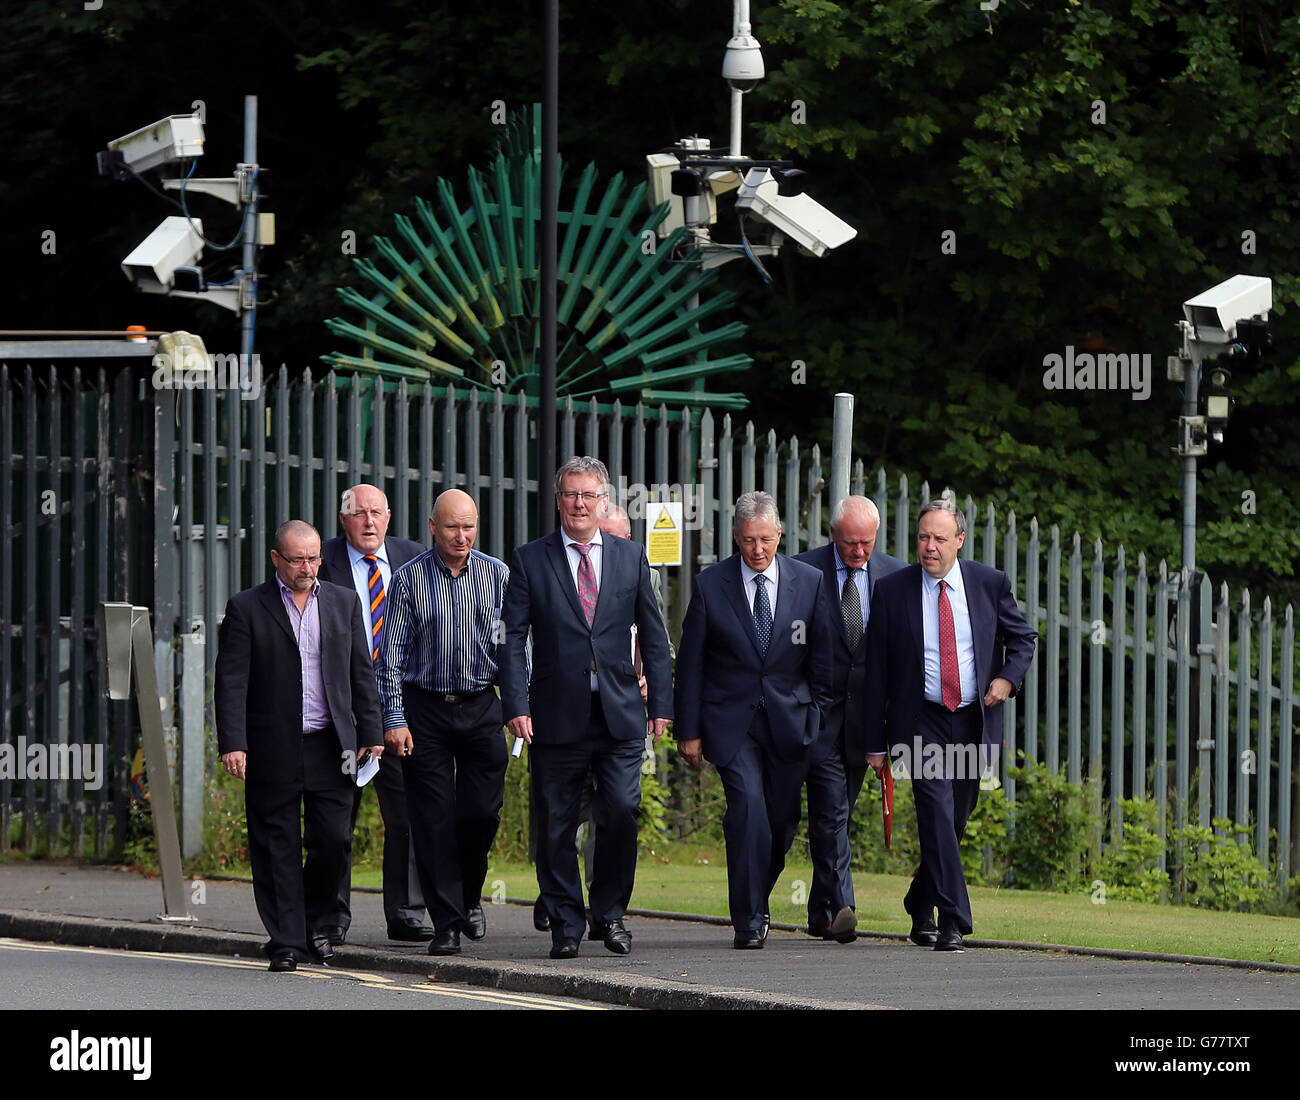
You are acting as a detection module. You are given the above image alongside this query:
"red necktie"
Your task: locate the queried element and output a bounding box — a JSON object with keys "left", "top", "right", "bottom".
{"left": 938, "top": 579, "right": 961, "bottom": 711}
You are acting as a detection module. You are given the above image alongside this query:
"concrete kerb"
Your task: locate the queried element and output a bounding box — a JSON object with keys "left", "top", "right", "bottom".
{"left": 0, "top": 909, "right": 882, "bottom": 1011}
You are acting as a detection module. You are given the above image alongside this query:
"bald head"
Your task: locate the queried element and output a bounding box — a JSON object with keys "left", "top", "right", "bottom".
{"left": 829, "top": 494, "right": 880, "bottom": 570}
{"left": 339, "top": 483, "right": 390, "bottom": 553}
{"left": 430, "top": 489, "right": 479, "bottom": 573}
{"left": 598, "top": 505, "right": 633, "bottom": 540}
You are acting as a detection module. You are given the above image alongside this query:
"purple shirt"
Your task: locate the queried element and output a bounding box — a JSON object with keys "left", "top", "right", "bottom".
{"left": 277, "top": 576, "right": 332, "bottom": 733}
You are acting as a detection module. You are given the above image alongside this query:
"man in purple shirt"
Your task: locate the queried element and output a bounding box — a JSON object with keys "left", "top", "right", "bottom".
{"left": 216, "top": 521, "right": 385, "bottom": 972}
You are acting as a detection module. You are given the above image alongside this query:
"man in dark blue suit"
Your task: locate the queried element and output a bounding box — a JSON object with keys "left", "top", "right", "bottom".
{"left": 675, "top": 491, "right": 834, "bottom": 949}
{"left": 500, "top": 456, "right": 673, "bottom": 959}
{"left": 316, "top": 484, "right": 431, "bottom": 945}
{"left": 864, "top": 499, "right": 1036, "bottom": 952}
{"left": 795, "top": 495, "right": 904, "bottom": 942}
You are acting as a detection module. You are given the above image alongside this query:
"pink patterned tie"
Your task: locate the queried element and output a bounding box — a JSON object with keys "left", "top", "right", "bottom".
{"left": 574, "top": 543, "right": 598, "bottom": 626}
{"left": 938, "top": 579, "right": 961, "bottom": 711}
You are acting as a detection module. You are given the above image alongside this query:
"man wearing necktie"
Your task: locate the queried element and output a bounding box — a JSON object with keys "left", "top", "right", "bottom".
{"left": 500, "top": 457, "right": 673, "bottom": 959}
{"left": 795, "top": 495, "right": 904, "bottom": 942}
{"left": 675, "top": 492, "right": 835, "bottom": 949}
{"left": 863, "top": 499, "right": 1036, "bottom": 951}
{"left": 316, "top": 484, "right": 430, "bottom": 944}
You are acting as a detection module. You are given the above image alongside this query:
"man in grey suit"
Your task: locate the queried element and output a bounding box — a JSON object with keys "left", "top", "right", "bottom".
{"left": 316, "top": 484, "right": 430, "bottom": 944}
{"left": 794, "top": 495, "right": 904, "bottom": 942}
{"left": 500, "top": 457, "right": 673, "bottom": 959}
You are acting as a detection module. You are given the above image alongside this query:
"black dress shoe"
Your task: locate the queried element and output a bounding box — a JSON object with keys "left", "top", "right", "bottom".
{"left": 908, "top": 916, "right": 940, "bottom": 947}
{"left": 533, "top": 896, "right": 551, "bottom": 932}
{"left": 428, "top": 928, "right": 461, "bottom": 956}
{"left": 759, "top": 912, "right": 770, "bottom": 944}
{"left": 309, "top": 934, "right": 334, "bottom": 963}
{"left": 827, "top": 906, "right": 857, "bottom": 944}
{"left": 934, "top": 929, "right": 965, "bottom": 952}
{"left": 588, "top": 917, "right": 631, "bottom": 955}
{"left": 549, "top": 937, "right": 580, "bottom": 959}
{"left": 462, "top": 905, "right": 487, "bottom": 941}
{"left": 268, "top": 951, "right": 297, "bottom": 972}
{"left": 733, "top": 929, "right": 765, "bottom": 949}
{"left": 388, "top": 920, "right": 435, "bottom": 942}
{"left": 318, "top": 925, "right": 347, "bottom": 947}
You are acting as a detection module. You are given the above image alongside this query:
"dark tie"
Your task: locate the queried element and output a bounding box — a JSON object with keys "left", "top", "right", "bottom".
{"left": 574, "top": 543, "right": 598, "bottom": 626}
{"left": 364, "top": 554, "right": 385, "bottom": 662}
{"left": 938, "top": 579, "right": 961, "bottom": 710}
{"left": 841, "top": 567, "right": 863, "bottom": 650}
{"left": 753, "top": 573, "right": 772, "bottom": 655}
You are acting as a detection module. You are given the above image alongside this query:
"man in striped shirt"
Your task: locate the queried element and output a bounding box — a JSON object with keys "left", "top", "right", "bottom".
{"left": 376, "top": 489, "right": 511, "bottom": 956}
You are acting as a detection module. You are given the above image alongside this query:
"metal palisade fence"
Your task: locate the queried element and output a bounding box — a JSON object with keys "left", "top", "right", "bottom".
{"left": 1, "top": 362, "right": 1297, "bottom": 893}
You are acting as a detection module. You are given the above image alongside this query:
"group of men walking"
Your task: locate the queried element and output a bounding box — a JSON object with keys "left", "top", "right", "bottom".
{"left": 215, "top": 455, "right": 1035, "bottom": 971}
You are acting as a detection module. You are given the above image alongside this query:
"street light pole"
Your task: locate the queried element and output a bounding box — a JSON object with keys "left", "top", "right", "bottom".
{"left": 538, "top": 1, "right": 558, "bottom": 536}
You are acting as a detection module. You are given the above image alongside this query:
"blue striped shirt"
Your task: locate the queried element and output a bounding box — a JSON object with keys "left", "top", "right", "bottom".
{"left": 375, "top": 547, "right": 509, "bottom": 730}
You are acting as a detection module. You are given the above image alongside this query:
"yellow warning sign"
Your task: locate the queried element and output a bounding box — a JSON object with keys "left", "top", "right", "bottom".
{"left": 646, "top": 502, "right": 682, "bottom": 566}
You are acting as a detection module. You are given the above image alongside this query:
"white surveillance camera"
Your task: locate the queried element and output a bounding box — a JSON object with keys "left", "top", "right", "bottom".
{"left": 106, "top": 113, "right": 205, "bottom": 174}
{"left": 121, "top": 217, "right": 204, "bottom": 293}
{"left": 722, "top": 32, "right": 764, "bottom": 93}
{"left": 1183, "top": 275, "right": 1271, "bottom": 344}
{"left": 735, "top": 168, "right": 857, "bottom": 256}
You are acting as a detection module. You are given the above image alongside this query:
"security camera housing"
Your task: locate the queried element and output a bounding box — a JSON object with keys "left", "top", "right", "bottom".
{"left": 1182, "top": 274, "right": 1271, "bottom": 344}
{"left": 722, "top": 33, "right": 765, "bottom": 93}
{"left": 122, "top": 217, "right": 205, "bottom": 293}
{"left": 107, "top": 114, "right": 205, "bottom": 174}
{"left": 735, "top": 168, "right": 857, "bottom": 256}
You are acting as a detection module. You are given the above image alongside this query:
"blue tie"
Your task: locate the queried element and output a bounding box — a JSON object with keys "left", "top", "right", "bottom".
{"left": 753, "top": 573, "right": 772, "bottom": 655}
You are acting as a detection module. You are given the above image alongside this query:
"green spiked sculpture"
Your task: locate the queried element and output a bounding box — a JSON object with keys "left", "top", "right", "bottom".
{"left": 323, "top": 106, "right": 751, "bottom": 409}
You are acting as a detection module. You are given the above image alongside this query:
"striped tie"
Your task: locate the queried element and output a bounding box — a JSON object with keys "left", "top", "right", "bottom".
{"left": 364, "top": 554, "right": 385, "bottom": 662}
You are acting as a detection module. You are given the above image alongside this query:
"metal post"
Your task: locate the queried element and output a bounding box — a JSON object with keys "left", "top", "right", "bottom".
{"left": 1181, "top": 348, "right": 1200, "bottom": 577}
{"left": 179, "top": 632, "right": 205, "bottom": 858}
{"left": 537, "top": 2, "right": 558, "bottom": 535}
{"left": 830, "top": 392, "right": 853, "bottom": 511}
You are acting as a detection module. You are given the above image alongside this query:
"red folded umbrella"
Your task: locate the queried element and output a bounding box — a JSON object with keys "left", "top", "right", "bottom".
{"left": 881, "top": 765, "right": 894, "bottom": 849}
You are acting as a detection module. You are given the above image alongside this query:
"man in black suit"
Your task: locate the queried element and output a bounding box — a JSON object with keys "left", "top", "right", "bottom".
{"left": 316, "top": 483, "right": 431, "bottom": 944}
{"left": 795, "top": 494, "right": 904, "bottom": 943}
{"left": 500, "top": 456, "right": 673, "bottom": 960}
{"left": 215, "top": 520, "right": 385, "bottom": 972}
{"left": 675, "top": 491, "right": 834, "bottom": 949}
{"left": 864, "top": 499, "right": 1036, "bottom": 952}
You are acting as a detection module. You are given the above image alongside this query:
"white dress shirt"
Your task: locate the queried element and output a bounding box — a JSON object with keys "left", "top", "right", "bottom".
{"left": 921, "top": 562, "right": 978, "bottom": 707}
{"left": 739, "top": 557, "right": 779, "bottom": 618}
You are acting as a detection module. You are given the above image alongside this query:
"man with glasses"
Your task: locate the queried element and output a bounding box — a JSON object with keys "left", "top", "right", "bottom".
{"left": 317, "top": 484, "right": 431, "bottom": 945}
{"left": 500, "top": 457, "right": 673, "bottom": 959}
{"left": 215, "top": 521, "right": 385, "bottom": 972}
{"left": 794, "top": 495, "right": 904, "bottom": 943}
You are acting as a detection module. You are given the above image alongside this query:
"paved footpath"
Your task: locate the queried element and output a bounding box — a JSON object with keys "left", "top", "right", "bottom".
{"left": 2, "top": 861, "right": 1298, "bottom": 1010}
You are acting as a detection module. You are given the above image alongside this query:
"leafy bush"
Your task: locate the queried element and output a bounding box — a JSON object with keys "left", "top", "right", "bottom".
{"left": 963, "top": 784, "right": 1011, "bottom": 887}
{"left": 1175, "top": 819, "right": 1272, "bottom": 911}
{"left": 1097, "top": 797, "right": 1169, "bottom": 903}
{"left": 1005, "top": 754, "right": 1092, "bottom": 890}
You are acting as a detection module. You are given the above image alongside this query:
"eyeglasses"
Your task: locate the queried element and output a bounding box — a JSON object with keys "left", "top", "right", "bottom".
{"left": 345, "top": 509, "right": 387, "bottom": 521}
{"left": 279, "top": 555, "right": 322, "bottom": 567}
{"left": 558, "top": 490, "right": 607, "bottom": 503}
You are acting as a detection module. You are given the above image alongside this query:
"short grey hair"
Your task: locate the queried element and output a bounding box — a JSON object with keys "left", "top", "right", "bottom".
{"left": 733, "top": 490, "right": 781, "bottom": 531}
{"left": 918, "top": 498, "right": 966, "bottom": 537}
{"left": 554, "top": 456, "right": 611, "bottom": 495}
{"left": 829, "top": 495, "right": 880, "bottom": 530}
{"left": 273, "top": 519, "right": 320, "bottom": 554}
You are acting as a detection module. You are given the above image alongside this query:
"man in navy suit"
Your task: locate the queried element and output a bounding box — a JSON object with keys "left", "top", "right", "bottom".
{"left": 864, "top": 499, "right": 1036, "bottom": 951}
{"left": 675, "top": 491, "right": 834, "bottom": 949}
{"left": 215, "top": 521, "right": 385, "bottom": 971}
{"left": 316, "top": 484, "right": 431, "bottom": 944}
{"left": 500, "top": 457, "right": 673, "bottom": 959}
{"left": 795, "top": 495, "right": 904, "bottom": 943}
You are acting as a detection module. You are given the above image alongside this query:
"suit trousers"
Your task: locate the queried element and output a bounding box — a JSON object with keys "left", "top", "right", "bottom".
{"left": 246, "top": 724, "right": 354, "bottom": 960}
{"left": 401, "top": 687, "right": 508, "bottom": 935}
{"left": 716, "top": 708, "right": 810, "bottom": 933}
{"left": 805, "top": 738, "right": 855, "bottom": 929}
{"left": 530, "top": 695, "right": 643, "bottom": 943}
{"left": 904, "top": 701, "right": 983, "bottom": 935}
{"left": 335, "top": 748, "right": 426, "bottom": 930}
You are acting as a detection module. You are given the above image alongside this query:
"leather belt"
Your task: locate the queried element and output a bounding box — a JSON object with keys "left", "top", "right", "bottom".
{"left": 434, "top": 686, "right": 494, "bottom": 705}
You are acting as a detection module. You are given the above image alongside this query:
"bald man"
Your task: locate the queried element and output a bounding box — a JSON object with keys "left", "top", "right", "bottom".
{"left": 375, "top": 490, "right": 511, "bottom": 956}
{"left": 317, "top": 484, "right": 431, "bottom": 943}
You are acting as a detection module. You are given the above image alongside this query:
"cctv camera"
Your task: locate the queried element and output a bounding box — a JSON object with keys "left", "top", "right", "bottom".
{"left": 104, "top": 114, "right": 205, "bottom": 175}
{"left": 121, "top": 216, "right": 205, "bottom": 293}
{"left": 722, "top": 32, "right": 764, "bottom": 93}
{"left": 1182, "top": 274, "right": 1271, "bottom": 344}
{"left": 735, "top": 168, "right": 857, "bottom": 256}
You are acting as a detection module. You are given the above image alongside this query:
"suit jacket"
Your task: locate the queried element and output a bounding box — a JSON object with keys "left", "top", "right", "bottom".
{"left": 215, "top": 579, "right": 383, "bottom": 786}
{"left": 794, "top": 542, "right": 905, "bottom": 764}
{"left": 863, "top": 560, "right": 1037, "bottom": 756}
{"left": 673, "top": 552, "right": 834, "bottom": 768}
{"left": 499, "top": 529, "right": 672, "bottom": 744}
{"left": 317, "top": 534, "right": 427, "bottom": 590}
